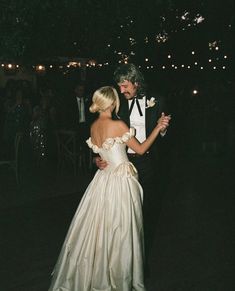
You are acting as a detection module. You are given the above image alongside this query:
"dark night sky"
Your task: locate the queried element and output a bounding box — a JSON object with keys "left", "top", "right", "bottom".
{"left": 0, "top": 0, "right": 234, "bottom": 63}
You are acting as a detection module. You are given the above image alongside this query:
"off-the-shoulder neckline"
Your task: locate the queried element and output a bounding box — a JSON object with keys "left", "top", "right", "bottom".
{"left": 87, "top": 128, "right": 135, "bottom": 151}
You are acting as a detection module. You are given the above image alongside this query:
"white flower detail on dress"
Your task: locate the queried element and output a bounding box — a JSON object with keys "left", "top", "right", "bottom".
{"left": 102, "top": 138, "right": 115, "bottom": 150}
{"left": 86, "top": 128, "right": 136, "bottom": 153}
{"left": 146, "top": 97, "right": 156, "bottom": 109}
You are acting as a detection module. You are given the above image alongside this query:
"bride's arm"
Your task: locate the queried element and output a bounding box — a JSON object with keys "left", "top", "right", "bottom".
{"left": 118, "top": 117, "right": 170, "bottom": 155}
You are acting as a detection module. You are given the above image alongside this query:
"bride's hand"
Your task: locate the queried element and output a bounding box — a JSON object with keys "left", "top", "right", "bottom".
{"left": 157, "top": 113, "right": 171, "bottom": 131}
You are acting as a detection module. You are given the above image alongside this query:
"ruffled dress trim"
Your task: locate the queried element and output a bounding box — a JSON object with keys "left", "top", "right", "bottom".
{"left": 86, "top": 128, "right": 135, "bottom": 154}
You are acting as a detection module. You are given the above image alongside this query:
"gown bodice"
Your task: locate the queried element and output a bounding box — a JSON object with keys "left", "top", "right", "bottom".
{"left": 86, "top": 128, "right": 138, "bottom": 176}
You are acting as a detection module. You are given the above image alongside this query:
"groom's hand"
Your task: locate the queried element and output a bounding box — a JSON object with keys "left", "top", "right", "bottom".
{"left": 158, "top": 112, "right": 171, "bottom": 133}
{"left": 94, "top": 156, "right": 108, "bottom": 170}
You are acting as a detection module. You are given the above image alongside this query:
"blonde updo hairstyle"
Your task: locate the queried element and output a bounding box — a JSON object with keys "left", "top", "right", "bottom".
{"left": 89, "top": 86, "right": 120, "bottom": 115}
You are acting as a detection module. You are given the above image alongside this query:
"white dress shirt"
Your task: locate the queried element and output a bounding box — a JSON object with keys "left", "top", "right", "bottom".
{"left": 128, "top": 96, "right": 146, "bottom": 153}
{"left": 76, "top": 97, "right": 86, "bottom": 123}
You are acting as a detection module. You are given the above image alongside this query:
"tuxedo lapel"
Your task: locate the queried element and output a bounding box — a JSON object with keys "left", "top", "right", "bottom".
{"left": 145, "top": 106, "right": 155, "bottom": 136}
{"left": 119, "top": 98, "right": 130, "bottom": 126}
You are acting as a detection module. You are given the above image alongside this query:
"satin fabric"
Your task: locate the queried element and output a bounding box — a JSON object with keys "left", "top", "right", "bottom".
{"left": 49, "top": 129, "right": 146, "bottom": 291}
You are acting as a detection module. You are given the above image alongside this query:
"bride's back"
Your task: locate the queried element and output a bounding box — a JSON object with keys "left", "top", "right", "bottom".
{"left": 90, "top": 118, "right": 124, "bottom": 148}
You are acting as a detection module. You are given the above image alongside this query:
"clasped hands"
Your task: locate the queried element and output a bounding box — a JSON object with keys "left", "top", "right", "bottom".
{"left": 157, "top": 112, "right": 171, "bottom": 133}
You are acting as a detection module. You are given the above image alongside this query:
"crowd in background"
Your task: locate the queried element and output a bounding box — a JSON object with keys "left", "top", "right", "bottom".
{"left": 0, "top": 70, "right": 234, "bottom": 173}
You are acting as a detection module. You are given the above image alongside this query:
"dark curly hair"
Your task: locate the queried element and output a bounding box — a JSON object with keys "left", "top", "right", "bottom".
{"left": 113, "top": 63, "right": 146, "bottom": 96}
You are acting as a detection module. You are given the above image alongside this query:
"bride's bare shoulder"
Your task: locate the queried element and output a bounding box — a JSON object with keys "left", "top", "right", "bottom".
{"left": 113, "top": 119, "right": 128, "bottom": 129}
{"left": 111, "top": 120, "right": 129, "bottom": 135}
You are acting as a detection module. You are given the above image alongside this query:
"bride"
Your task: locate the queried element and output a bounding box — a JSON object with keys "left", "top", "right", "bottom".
{"left": 48, "top": 86, "right": 168, "bottom": 291}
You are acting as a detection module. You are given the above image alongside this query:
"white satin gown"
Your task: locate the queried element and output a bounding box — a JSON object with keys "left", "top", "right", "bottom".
{"left": 48, "top": 128, "right": 146, "bottom": 291}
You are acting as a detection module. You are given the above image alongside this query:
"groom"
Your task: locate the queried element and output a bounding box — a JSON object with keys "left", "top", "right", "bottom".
{"left": 96, "top": 63, "right": 171, "bottom": 268}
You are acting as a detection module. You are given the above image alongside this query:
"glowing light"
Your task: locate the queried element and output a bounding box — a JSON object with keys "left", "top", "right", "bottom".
{"left": 192, "top": 51, "right": 195, "bottom": 55}
{"left": 7, "top": 64, "right": 13, "bottom": 69}
{"left": 68, "top": 62, "right": 81, "bottom": 67}
{"left": 224, "top": 55, "right": 227, "bottom": 59}
{"left": 209, "top": 41, "right": 218, "bottom": 50}
{"left": 162, "top": 66, "right": 166, "bottom": 69}
{"left": 213, "top": 66, "right": 216, "bottom": 69}
{"left": 181, "top": 64, "right": 185, "bottom": 68}
{"left": 49, "top": 65, "right": 53, "bottom": 68}
{"left": 36, "top": 65, "right": 46, "bottom": 72}
{"left": 193, "top": 90, "right": 198, "bottom": 95}
{"left": 167, "top": 55, "right": 171, "bottom": 59}
{"left": 194, "top": 62, "right": 198, "bottom": 65}
{"left": 222, "top": 66, "right": 226, "bottom": 69}
{"left": 194, "top": 15, "right": 205, "bottom": 24}
{"left": 209, "top": 59, "right": 212, "bottom": 62}
{"left": 129, "top": 37, "right": 136, "bottom": 46}
{"left": 187, "top": 65, "right": 191, "bottom": 69}
{"left": 200, "top": 67, "right": 204, "bottom": 70}
{"left": 156, "top": 31, "right": 169, "bottom": 43}
{"left": 89, "top": 59, "right": 97, "bottom": 66}
{"left": 215, "top": 46, "right": 219, "bottom": 50}
{"left": 181, "top": 11, "right": 189, "bottom": 20}
{"left": 145, "top": 58, "right": 149, "bottom": 62}
{"left": 1, "top": 64, "right": 4, "bottom": 67}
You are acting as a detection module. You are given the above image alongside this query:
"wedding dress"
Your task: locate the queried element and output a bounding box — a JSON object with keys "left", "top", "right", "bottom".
{"left": 49, "top": 128, "right": 146, "bottom": 291}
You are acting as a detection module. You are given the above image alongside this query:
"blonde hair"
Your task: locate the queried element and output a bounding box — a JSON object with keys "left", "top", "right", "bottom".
{"left": 89, "top": 86, "right": 120, "bottom": 115}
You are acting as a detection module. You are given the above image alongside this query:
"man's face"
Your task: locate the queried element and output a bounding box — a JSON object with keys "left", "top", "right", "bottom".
{"left": 118, "top": 80, "right": 138, "bottom": 100}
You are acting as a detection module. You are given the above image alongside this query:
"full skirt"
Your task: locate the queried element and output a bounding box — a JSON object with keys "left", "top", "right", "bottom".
{"left": 48, "top": 168, "right": 146, "bottom": 291}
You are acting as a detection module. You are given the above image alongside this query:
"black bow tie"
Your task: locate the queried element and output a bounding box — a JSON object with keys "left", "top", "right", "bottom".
{"left": 129, "top": 97, "right": 143, "bottom": 116}
{"left": 130, "top": 95, "right": 144, "bottom": 100}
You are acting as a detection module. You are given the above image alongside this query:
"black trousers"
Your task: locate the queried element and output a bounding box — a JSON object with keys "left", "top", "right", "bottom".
{"left": 128, "top": 153, "right": 163, "bottom": 264}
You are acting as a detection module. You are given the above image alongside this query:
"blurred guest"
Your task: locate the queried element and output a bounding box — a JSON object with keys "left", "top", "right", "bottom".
{"left": 2, "top": 83, "right": 31, "bottom": 158}
{"left": 66, "top": 82, "right": 94, "bottom": 167}
{"left": 30, "top": 86, "right": 57, "bottom": 164}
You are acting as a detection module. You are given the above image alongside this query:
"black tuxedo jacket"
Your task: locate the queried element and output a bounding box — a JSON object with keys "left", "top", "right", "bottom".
{"left": 67, "top": 95, "right": 93, "bottom": 130}
{"left": 116, "top": 94, "right": 167, "bottom": 161}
